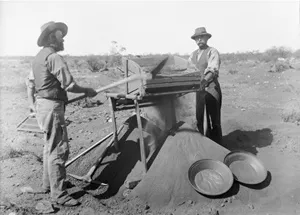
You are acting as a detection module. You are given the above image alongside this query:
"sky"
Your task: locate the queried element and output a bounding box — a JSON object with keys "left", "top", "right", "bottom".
{"left": 0, "top": 0, "right": 299, "bottom": 56}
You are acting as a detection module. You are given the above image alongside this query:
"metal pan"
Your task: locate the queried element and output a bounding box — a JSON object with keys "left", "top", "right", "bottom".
{"left": 188, "top": 159, "right": 234, "bottom": 196}
{"left": 224, "top": 150, "right": 267, "bottom": 185}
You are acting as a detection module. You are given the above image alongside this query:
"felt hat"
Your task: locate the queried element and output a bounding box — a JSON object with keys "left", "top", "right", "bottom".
{"left": 37, "top": 21, "right": 68, "bottom": 47}
{"left": 191, "top": 27, "right": 212, "bottom": 40}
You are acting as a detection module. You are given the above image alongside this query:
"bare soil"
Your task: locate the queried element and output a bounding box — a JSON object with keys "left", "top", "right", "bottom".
{"left": 1, "top": 57, "right": 300, "bottom": 215}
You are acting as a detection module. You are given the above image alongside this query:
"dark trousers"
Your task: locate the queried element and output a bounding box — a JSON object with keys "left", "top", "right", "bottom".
{"left": 196, "top": 80, "right": 222, "bottom": 144}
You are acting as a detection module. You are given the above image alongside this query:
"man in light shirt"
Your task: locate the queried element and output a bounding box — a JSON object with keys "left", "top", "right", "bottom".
{"left": 188, "top": 27, "right": 222, "bottom": 144}
{"left": 26, "top": 21, "right": 97, "bottom": 206}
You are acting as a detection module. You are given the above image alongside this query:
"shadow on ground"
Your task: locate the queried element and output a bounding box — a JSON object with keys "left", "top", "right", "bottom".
{"left": 222, "top": 128, "right": 273, "bottom": 155}
{"left": 239, "top": 170, "right": 272, "bottom": 190}
{"left": 80, "top": 115, "right": 167, "bottom": 199}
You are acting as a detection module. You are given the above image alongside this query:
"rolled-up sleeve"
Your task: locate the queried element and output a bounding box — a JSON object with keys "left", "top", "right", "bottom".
{"left": 47, "top": 54, "right": 76, "bottom": 90}
{"left": 205, "top": 48, "right": 221, "bottom": 77}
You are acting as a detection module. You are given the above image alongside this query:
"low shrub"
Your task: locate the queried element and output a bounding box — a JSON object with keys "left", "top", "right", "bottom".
{"left": 293, "top": 49, "right": 300, "bottom": 59}
{"left": 268, "top": 61, "right": 293, "bottom": 73}
{"left": 66, "top": 57, "right": 84, "bottom": 71}
{"left": 282, "top": 101, "right": 300, "bottom": 125}
{"left": 106, "top": 55, "right": 122, "bottom": 67}
{"left": 0, "top": 147, "right": 25, "bottom": 161}
{"left": 264, "top": 46, "right": 292, "bottom": 62}
{"left": 221, "top": 46, "right": 293, "bottom": 63}
{"left": 86, "top": 55, "right": 106, "bottom": 72}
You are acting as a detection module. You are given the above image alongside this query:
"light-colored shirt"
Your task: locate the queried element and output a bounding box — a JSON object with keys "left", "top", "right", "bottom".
{"left": 188, "top": 46, "right": 221, "bottom": 77}
{"left": 27, "top": 51, "right": 75, "bottom": 91}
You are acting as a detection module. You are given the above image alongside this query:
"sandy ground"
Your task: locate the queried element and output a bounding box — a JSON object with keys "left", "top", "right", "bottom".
{"left": 0, "top": 57, "right": 300, "bottom": 215}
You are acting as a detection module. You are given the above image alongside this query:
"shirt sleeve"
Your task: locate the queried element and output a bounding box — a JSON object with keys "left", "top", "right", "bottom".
{"left": 47, "top": 54, "right": 76, "bottom": 90}
{"left": 205, "top": 47, "right": 221, "bottom": 77}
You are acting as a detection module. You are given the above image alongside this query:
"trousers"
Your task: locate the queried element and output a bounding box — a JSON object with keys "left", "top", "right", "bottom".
{"left": 36, "top": 98, "right": 69, "bottom": 202}
{"left": 196, "top": 79, "right": 222, "bottom": 144}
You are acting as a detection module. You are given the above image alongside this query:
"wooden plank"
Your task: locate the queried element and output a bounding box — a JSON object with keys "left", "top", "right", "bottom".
{"left": 144, "top": 89, "right": 199, "bottom": 97}
{"left": 105, "top": 92, "right": 137, "bottom": 100}
{"left": 135, "top": 99, "right": 147, "bottom": 173}
{"left": 154, "top": 72, "right": 199, "bottom": 78}
{"left": 115, "top": 102, "right": 158, "bottom": 111}
{"left": 145, "top": 82, "right": 200, "bottom": 89}
{"left": 145, "top": 76, "right": 201, "bottom": 84}
{"left": 110, "top": 97, "right": 119, "bottom": 150}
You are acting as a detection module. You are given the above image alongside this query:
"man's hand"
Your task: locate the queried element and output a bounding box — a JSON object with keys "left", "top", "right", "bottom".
{"left": 199, "top": 79, "right": 208, "bottom": 91}
{"left": 85, "top": 88, "right": 97, "bottom": 97}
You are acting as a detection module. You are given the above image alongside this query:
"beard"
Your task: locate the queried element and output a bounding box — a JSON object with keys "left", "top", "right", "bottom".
{"left": 197, "top": 43, "right": 207, "bottom": 49}
{"left": 50, "top": 41, "right": 64, "bottom": 52}
{"left": 56, "top": 41, "right": 64, "bottom": 52}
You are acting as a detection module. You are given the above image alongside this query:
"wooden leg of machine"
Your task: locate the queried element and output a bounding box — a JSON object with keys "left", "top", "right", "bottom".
{"left": 135, "top": 99, "right": 147, "bottom": 174}
{"left": 110, "top": 97, "right": 119, "bottom": 150}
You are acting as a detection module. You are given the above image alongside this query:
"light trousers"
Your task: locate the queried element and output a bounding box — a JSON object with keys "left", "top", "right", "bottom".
{"left": 36, "top": 98, "right": 69, "bottom": 202}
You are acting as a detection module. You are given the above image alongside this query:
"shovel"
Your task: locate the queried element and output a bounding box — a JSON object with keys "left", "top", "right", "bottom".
{"left": 67, "top": 124, "right": 124, "bottom": 184}
{"left": 66, "top": 56, "right": 173, "bottom": 105}
{"left": 66, "top": 74, "right": 146, "bottom": 105}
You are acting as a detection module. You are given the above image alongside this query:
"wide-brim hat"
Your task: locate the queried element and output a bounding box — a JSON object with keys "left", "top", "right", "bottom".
{"left": 191, "top": 27, "right": 212, "bottom": 40}
{"left": 37, "top": 21, "right": 68, "bottom": 47}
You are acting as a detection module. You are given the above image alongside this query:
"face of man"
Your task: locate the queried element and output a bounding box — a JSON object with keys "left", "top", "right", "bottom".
{"left": 194, "top": 35, "right": 209, "bottom": 49}
{"left": 54, "top": 30, "right": 64, "bottom": 51}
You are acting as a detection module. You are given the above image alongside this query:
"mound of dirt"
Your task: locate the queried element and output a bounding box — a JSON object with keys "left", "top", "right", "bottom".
{"left": 142, "top": 93, "right": 197, "bottom": 132}
{"left": 131, "top": 122, "right": 230, "bottom": 209}
{"left": 67, "top": 114, "right": 166, "bottom": 198}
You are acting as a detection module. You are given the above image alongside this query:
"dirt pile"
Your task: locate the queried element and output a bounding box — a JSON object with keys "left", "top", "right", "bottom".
{"left": 131, "top": 122, "right": 230, "bottom": 209}
{"left": 66, "top": 114, "right": 166, "bottom": 197}
{"left": 142, "top": 93, "right": 197, "bottom": 132}
{"left": 67, "top": 94, "right": 230, "bottom": 207}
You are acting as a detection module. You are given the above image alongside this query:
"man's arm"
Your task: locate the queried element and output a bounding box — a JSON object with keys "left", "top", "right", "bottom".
{"left": 66, "top": 83, "right": 97, "bottom": 97}
{"left": 25, "top": 78, "right": 36, "bottom": 113}
{"left": 204, "top": 48, "right": 221, "bottom": 82}
{"left": 48, "top": 54, "right": 97, "bottom": 97}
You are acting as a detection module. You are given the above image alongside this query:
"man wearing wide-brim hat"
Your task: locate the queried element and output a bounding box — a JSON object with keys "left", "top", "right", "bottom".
{"left": 26, "top": 21, "right": 97, "bottom": 206}
{"left": 188, "top": 27, "right": 222, "bottom": 144}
